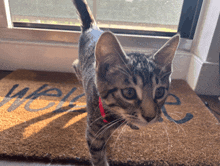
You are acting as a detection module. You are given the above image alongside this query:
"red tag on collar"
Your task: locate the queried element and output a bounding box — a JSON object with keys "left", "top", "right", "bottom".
{"left": 99, "top": 97, "right": 109, "bottom": 123}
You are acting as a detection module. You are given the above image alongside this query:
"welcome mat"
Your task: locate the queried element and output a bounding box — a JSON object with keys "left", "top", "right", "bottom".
{"left": 0, "top": 69, "right": 219, "bottom": 166}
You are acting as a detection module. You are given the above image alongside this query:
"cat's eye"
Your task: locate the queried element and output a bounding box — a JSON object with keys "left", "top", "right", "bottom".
{"left": 155, "top": 87, "right": 166, "bottom": 100}
{"left": 121, "top": 88, "right": 137, "bottom": 100}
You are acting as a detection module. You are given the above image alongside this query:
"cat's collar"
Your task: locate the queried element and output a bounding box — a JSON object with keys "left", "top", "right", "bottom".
{"left": 99, "top": 97, "right": 109, "bottom": 123}
{"left": 99, "top": 97, "right": 125, "bottom": 125}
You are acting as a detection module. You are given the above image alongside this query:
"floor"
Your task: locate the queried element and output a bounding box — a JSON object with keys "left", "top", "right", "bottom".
{"left": 198, "top": 95, "right": 220, "bottom": 122}
{"left": 0, "top": 160, "right": 68, "bottom": 166}
{"left": 0, "top": 70, "right": 219, "bottom": 166}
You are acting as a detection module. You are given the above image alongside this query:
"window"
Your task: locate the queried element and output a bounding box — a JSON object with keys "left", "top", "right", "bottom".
{"left": 96, "top": 0, "right": 182, "bottom": 33}
{"left": 6, "top": 0, "right": 203, "bottom": 38}
{"left": 0, "top": 0, "right": 203, "bottom": 49}
{"left": 8, "top": 0, "right": 92, "bottom": 28}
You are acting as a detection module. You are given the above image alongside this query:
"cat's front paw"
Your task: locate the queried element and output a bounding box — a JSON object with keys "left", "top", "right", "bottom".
{"left": 92, "top": 161, "right": 109, "bottom": 166}
{"left": 90, "top": 154, "right": 109, "bottom": 166}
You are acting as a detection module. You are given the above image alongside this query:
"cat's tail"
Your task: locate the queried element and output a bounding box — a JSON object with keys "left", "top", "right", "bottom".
{"left": 72, "top": 0, "right": 96, "bottom": 32}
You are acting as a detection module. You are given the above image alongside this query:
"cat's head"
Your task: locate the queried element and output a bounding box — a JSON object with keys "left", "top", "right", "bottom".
{"left": 95, "top": 32, "right": 180, "bottom": 128}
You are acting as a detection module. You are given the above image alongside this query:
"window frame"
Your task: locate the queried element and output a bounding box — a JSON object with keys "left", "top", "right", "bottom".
{"left": 178, "top": 0, "right": 203, "bottom": 39}
{"left": 0, "top": 0, "right": 203, "bottom": 48}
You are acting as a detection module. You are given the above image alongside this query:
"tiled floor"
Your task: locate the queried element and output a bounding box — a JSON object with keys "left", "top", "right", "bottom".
{"left": 0, "top": 70, "right": 219, "bottom": 166}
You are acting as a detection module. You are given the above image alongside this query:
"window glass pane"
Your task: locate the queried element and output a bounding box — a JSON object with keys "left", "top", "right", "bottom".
{"left": 9, "top": 0, "right": 93, "bottom": 26}
{"left": 8, "top": 0, "right": 183, "bottom": 33}
{"left": 96, "top": 0, "right": 184, "bottom": 32}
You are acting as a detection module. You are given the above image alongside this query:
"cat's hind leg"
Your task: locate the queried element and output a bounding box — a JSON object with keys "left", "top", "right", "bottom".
{"left": 72, "top": 59, "right": 82, "bottom": 82}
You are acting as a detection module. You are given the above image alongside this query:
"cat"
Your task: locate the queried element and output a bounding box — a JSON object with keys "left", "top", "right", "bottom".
{"left": 72, "top": 0, "right": 180, "bottom": 165}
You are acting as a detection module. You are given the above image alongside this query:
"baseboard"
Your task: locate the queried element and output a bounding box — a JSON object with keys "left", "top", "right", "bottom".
{"left": 195, "top": 62, "right": 220, "bottom": 96}
{"left": 186, "top": 54, "right": 219, "bottom": 95}
{"left": 186, "top": 54, "right": 203, "bottom": 90}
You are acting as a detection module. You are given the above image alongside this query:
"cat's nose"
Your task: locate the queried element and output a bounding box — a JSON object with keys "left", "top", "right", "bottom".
{"left": 143, "top": 115, "right": 155, "bottom": 122}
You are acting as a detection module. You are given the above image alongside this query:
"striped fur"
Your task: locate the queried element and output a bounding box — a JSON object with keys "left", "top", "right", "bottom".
{"left": 72, "top": 0, "right": 180, "bottom": 165}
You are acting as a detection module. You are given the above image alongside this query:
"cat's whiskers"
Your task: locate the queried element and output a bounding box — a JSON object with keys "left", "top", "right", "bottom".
{"left": 172, "top": 111, "right": 183, "bottom": 115}
{"left": 94, "top": 119, "right": 120, "bottom": 137}
{"left": 166, "top": 113, "right": 180, "bottom": 133}
{"left": 126, "top": 114, "right": 138, "bottom": 121}
{"left": 169, "top": 113, "right": 186, "bottom": 136}
{"left": 102, "top": 120, "right": 127, "bottom": 152}
{"left": 112, "top": 121, "right": 127, "bottom": 151}
{"left": 89, "top": 116, "right": 104, "bottom": 127}
{"left": 89, "top": 105, "right": 117, "bottom": 127}
{"left": 89, "top": 105, "right": 114, "bottom": 127}
{"left": 91, "top": 118, "right": 123, "bottom": 147}
{"left": 162, "top": 122, "right": 171, "bottom": 154}
{"left": 90, "top": 121, "right": 117, "bottom": 149}
{"left": 90, "top": 113, "right": 116, "bottom": 127}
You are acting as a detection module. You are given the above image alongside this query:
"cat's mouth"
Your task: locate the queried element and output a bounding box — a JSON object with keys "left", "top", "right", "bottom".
{"left": 126, "top": 114, "right": 161, "bottom": 130}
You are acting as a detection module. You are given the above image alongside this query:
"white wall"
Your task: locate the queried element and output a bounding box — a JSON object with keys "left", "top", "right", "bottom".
{"left": 0, "top": 40, "right": 78, "bottom": 73}
{"left": 207, "top": 14, "right": 220, "bottom": 63}
{"left": 187, "top": 0, "right": 220, "bottom": 96}
{"left": 190, "top": 0, "right": 220, "bottom": 62}
{"left": 0, "top": 38, "right": 192, "bottom": 80}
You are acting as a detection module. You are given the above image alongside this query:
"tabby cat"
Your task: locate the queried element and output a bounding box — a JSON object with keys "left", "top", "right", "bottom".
{"left": 72, "top": 0, "right": 180, "bottom": 165}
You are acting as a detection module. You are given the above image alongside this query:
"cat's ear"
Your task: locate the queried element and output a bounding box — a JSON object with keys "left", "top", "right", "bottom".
{"left": 152, "top": 34, "right": 180, "bottom": 67}
{"left": 95, "top": 31, "right": 128, "bottom": 67}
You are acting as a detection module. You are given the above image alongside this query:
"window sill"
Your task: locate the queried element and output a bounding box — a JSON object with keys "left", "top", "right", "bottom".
{"left": 0, "top": 26, "right": 192, "bottom": 49}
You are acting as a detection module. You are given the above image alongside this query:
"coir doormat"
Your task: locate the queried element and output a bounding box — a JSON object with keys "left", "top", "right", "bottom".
{"left": 0, "top": 69, "right": 219, "bottom": 166}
